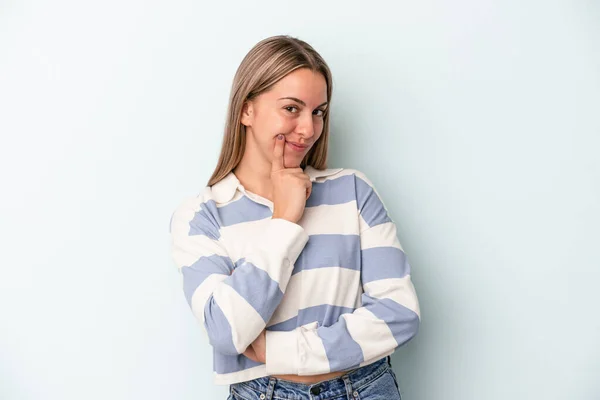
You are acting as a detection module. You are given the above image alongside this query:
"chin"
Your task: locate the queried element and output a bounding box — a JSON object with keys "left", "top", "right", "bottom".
{"left": 284, "top": 161, "right": 302, "bottom": 168}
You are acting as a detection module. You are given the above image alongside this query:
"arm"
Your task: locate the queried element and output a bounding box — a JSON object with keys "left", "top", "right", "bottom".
{"left": 265, "top": 171, "right": 421, "bottom": 375}
{"left": 170, "top": 196, "right": 308, "bottom": 356}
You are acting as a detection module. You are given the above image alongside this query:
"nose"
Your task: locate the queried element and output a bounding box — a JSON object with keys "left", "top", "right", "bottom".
{"left": 296, "top": 112, "right": 315, "bottom": 141}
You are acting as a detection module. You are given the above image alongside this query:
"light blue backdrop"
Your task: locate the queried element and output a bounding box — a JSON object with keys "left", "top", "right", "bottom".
{"left": 1, "top": 1, "right": 598, "bottom": 399}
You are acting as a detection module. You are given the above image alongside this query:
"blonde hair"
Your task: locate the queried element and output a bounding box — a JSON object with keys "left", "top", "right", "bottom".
{"left": 207, "top": 35, "right": 333, "bottom": 186}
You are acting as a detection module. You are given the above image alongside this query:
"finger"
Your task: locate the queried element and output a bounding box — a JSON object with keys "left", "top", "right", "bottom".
{"left": 243, "top": 347, "right": 259, "bottom": 362}
{"left": 305, "top": 181, "right": 312, "bottom": 200}
{"left": 271, "top": 134, "right": 285, "bottom": 172}
{"left": 285, "top": 167, "right": 304, "bottom": 176}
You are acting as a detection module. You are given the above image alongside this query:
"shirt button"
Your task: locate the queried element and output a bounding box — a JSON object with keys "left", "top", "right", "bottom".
{"left": 310, "top": 385, "right": 321, "bottom": 395}
{"left": 283, "top": 258, "right": 290, "bottom": 268}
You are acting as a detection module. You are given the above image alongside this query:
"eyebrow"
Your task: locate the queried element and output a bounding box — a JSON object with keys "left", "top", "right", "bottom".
{"left": 278, "top": 97, "right": 328, "bottom": 108}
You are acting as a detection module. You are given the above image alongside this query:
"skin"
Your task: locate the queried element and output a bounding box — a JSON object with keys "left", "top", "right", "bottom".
{"left": 235, "top": 67, "right": 326, "bottom": 200}
{"left": 234, "top": 68, "right": 350, "bottom": 384}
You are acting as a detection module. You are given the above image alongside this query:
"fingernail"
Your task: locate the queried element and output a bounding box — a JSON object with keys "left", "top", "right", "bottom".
{"left": 277, "top": 134, "right": 283, "bottom": 140}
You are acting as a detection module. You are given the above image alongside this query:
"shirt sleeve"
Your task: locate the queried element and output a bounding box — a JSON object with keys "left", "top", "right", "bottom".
{"left": 169, "top": 196, "right": 309, "bottom": 356}
{"left": 264, "top": 171, "right": 421, "bottom": 375}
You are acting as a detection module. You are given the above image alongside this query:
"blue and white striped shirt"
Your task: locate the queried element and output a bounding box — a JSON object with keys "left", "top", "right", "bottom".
{"left": 169, "top": 166, "right": 420, "bottom": 385}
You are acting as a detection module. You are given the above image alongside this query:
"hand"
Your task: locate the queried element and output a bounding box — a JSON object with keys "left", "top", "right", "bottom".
{"left": 271, "top": 134, "right": 312, "bottom": 223}
{"left": 243, "top": 329, "right": 266, "bottom": 363}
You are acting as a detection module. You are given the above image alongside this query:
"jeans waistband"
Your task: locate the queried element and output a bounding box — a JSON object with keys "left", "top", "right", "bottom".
{"left": 232, "top": 356, "right": 392, "bottom": 399}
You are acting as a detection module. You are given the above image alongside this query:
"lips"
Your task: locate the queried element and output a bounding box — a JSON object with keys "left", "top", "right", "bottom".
{"left": 289, "top": 142, "right": 307, "bottom": 148}
{"left": 286, "top": 142, "right": 308, "bottom": 151}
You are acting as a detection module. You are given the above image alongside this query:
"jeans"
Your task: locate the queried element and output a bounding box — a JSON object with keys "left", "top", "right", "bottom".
{"left": 227, "top": 356, "right": 401, "bottom": 400}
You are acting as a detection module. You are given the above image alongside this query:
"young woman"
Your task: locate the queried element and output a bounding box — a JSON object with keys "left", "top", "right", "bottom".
{"left": 169, "top": 35, "right": 421, "bottom": 399}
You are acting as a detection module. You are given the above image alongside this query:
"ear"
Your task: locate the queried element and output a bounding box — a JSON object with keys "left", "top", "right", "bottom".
{"left": 240, "top": 101, "right": 254, "bottom": 127}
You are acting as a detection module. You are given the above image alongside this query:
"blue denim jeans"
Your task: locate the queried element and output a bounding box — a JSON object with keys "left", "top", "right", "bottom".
{"left": 228, "top": 356, "right": 401, "bottom": 400}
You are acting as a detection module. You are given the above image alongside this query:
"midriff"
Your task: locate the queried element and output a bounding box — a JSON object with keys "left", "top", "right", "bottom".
{"left": 271, "top": 369, "right": 350, "bottom": 384}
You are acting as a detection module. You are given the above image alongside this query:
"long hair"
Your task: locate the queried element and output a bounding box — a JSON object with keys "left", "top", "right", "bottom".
{"left": 207, "top": 35, "right": 333, "bottom": 186}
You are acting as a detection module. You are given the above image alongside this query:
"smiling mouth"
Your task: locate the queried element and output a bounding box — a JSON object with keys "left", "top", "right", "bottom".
{"left": 286, "top": 141, "right": 309, "bottom": 152}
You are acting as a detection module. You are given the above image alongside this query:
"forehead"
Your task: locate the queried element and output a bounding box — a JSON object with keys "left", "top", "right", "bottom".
{"left": 265, "top": 68, "right": 327, "bottom": 103}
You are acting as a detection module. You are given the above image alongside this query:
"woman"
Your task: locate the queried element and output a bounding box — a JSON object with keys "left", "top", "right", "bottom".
{"left": 169, "top": 35, "right": 421, "bottom": 399}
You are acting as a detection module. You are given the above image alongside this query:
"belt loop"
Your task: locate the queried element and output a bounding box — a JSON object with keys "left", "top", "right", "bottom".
{"left": 387, "top": 355, "right": 392, "bottom": 367}
{"left": 265, "top": 377, "right": 277, "bottom": 400}
{"left": 342, "top": 375, "right": 354, "bottom": 400}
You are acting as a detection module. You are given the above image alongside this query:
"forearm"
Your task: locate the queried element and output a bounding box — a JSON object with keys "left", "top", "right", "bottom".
{"left": 188, "top": 218, "right": 309, "bottom": 355}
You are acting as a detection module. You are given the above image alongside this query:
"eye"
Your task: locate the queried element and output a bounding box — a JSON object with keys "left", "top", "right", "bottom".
{"left": 313, "top": 109, "right": 326, "bottom": 117}
{"left": 284, "top": 105, "right": 299, "bottom": 113}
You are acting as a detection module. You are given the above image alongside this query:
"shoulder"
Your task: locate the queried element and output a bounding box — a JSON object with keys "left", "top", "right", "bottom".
{"left": 306, "top": 166, "right": 374, "bottom": 185}
{"left": 332, "top": 168, "right": 386, "bottom": 208}
{"left": 172, "top": 186, "right": 214, "bottom": 214}
{"left": 316, "top": 166, "right": 377, "bottom": 189}
{"left": 168, "top": 186, "right": 216, "bottom": 234}
{"left": 308, "top": 167, "right": 383, "bottom": 208}
{"left": 343, "top": 168, "right": 377, "bottom": 188}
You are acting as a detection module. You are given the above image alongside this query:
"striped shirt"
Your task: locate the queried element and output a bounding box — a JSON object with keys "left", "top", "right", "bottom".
{"left": 169, "top": 165, "right": 421, "bottom": 385}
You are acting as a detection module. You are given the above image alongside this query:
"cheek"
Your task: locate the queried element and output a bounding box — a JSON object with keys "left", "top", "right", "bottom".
{"left": 316, "top": 118, "right": 325, "bottom": 131}
{"left": 314, "top": 119, "right": 325, "bottom": 137}
{"left": 275, "top": 118, "right": 296, "bottom": 134}
{"left": 256, "top": 112, "right": 294, "bottom": 136}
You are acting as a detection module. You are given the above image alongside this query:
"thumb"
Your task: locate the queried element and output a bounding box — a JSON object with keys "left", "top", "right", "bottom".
{"left": 306, "top": 184, "right": 312, "bottom": 200}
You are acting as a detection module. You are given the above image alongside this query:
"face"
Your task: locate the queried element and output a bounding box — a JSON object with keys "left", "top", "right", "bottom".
{"left": 241, "top": 68, "right": 328, "bottom": 168}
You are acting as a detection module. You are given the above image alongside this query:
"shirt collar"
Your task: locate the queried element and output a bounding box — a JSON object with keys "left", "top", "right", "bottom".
{"left": 211, "top": 165, "right": 344, "bottom": 204}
